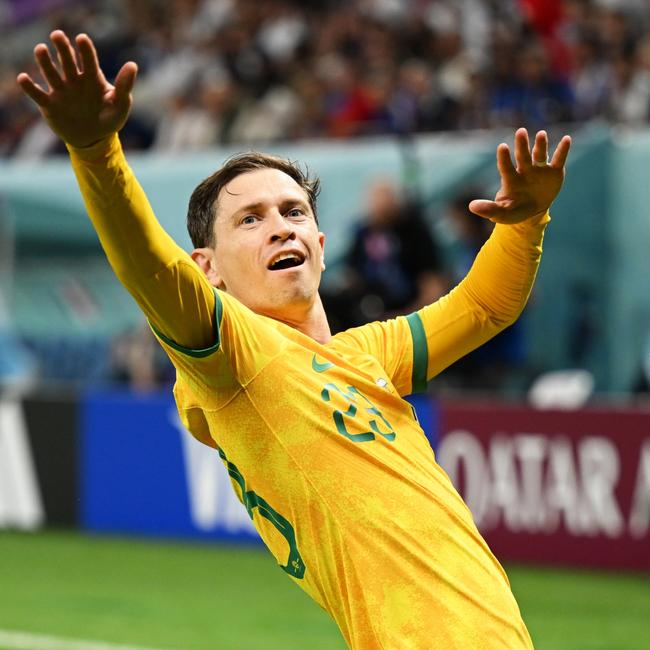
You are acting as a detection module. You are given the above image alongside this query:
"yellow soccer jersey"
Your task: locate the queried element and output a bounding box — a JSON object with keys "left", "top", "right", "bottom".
{"left": 69, "top": 134, "right": 544, "bottom": 649}
{"left": 153, "top": 292, "right": 534, "bottom": 649}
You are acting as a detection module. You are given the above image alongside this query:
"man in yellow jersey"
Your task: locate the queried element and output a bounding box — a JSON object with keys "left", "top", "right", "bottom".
{"left": 18, "top": 31, "right": 571, "bottom": 650}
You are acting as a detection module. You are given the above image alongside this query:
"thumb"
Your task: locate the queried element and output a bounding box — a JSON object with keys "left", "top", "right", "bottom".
{"left": 468, "top": 199, "right": 506, "bottom": 221}
{"left": 114, "top": 61, "right": 138, "bottom": 105}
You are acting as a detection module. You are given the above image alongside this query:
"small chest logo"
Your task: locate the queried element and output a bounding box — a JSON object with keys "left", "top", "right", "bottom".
{"left": 376, "top": 378, "right": 389, "bottom": 389}
{"left": 312, "top": 354, "right": 333, "bottom": 373}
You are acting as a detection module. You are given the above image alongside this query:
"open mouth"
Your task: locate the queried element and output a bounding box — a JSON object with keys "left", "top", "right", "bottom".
{"left": 268, "top": 252, "right": 305, "bottom": 271}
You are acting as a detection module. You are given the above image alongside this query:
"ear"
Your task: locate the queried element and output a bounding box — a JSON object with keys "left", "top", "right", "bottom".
{"left": 191, "top": 247, "right": 224, "bottom": 288}
{"left": 318, "top": 232, "right": 326, "bottom": 272}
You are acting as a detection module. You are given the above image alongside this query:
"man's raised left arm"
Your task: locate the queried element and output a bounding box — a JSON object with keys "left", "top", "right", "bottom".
{"left": 412, "top": 128, "right": 571, "bottom": 384}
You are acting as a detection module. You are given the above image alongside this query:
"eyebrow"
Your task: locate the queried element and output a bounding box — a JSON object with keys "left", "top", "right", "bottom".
{"left": 232, "top": 201, "right": 264, "bottom": 218}
{"left": 231, "top": 198, "right": 312, "bottom": 220}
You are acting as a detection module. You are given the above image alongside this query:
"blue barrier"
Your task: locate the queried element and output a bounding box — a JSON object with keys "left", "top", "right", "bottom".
{"left": 81, "top": 389, "right": 258, "bottom": 542}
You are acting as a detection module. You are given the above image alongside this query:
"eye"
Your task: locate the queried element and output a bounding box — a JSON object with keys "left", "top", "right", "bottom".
{"left": 287, "top": 207, "right": 306, "bottom": 218}
{"left": 241, "top": 214, "right": 258, "bottom": 225}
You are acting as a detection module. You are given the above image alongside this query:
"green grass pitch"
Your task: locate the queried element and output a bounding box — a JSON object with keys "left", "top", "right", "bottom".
{"left": 0, "top": 531, "right": 648, "bottom": 649}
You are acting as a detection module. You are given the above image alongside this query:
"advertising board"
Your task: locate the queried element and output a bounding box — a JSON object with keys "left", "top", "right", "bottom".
{"left": 0, "top": 395, "right": 77, "bottom": 529}
{"left": 437, "top": 402, "right": 650, "bottom": 570}
{"left": 81, "top": 390, "right": 258, "bottom": 542}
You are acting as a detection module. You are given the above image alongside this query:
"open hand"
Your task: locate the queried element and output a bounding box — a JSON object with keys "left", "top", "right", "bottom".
{"left": 469, "top": 128, "right": 571, "bottom": 224}
{"left": 16, "top": 30, "right": 137, "bottom": 148}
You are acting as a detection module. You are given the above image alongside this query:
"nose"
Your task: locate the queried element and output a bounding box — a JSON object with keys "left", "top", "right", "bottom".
{"left": 268, "top": 211, "right": 296, "bottom": 242}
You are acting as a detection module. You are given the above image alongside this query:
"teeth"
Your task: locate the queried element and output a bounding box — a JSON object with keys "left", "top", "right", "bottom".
{"left": 270, "top": 252, "right": 304, "bottom": 269}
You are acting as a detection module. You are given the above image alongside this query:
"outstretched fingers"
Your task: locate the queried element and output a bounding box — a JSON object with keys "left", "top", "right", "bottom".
{"left": 550, "top": 135, "right": 572, "bottom": 169}
{"left": 513, "top": 127, "right": 532, "bottom": 171}
{"left": 16, "top": 72, "right": 49, "bottom": 106}
{"left": 51, "top": 30, "right": 80, "bottom": 81}
{"left": 114, "top": 62, "right": 138, "bottom": 99}
{"left": 17, "top": 29, "right": 137, "bottom": 147}
{"left": 531, "top": 131, "right": 549, "bottom": 166}
{"left": 34, "top": 43, "right": 63, "bottom": 91}
{"left": 495, "top": 142, "right": 516, "bottom": 180}
{"left": 75, "top": 33, "right": 101, "bottom": 78}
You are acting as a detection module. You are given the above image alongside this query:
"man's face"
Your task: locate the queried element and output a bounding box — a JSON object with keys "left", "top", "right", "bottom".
{"left": 208, "top": 168, "right": 325, "bottom": 321}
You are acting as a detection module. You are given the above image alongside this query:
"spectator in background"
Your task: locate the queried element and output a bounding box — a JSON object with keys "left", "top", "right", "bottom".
{"left": 323, "top": 178, "right": 447, "bottom": 332}
{"left": 153, "top": 70, "right": 239, "bottom": 151}
{"left": 8, "top": 0, "right": 650, "bottom": 157}
{"left": 227, "top": 77, "right": 301, "bottom": 144}
{"left": 489, "top": 40, "right": 575, "bottom": 130}
{"left": 153, "top": 85, "right": 218, "bottom": 152}
{"left": 0, "top": 73, "right": 33, "bottom": 156}
{"left": 287, "top": 70, "right": 327, "bottom": 138}
{"left": 390, "top": 58, "right": 460, "bottom": 133}
{"left": 607, "top": 40, "right": 650, "bottom": 125}
{"left": 438, "top": 191, "right": 528, "bottom": 392}
{"left": 568, "top": 32, "right": 613, "bottom": 122}
{"left": 319, "top": 54, "right": 380, "bottom": 138}
{"left": 446, "top": 189, "right": 495, "bottom": 285}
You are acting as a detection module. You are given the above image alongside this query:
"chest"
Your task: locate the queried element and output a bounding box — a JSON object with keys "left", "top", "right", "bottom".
{"left": 240, "top": 344, "right": 422, "bottom": 454}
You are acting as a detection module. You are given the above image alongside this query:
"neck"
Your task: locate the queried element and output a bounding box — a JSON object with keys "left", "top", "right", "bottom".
{"left": 273, "top": 293, "right": 332, "bottom": 344}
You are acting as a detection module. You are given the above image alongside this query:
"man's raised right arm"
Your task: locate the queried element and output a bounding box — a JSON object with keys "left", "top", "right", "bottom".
{"left": 17, "top": 30, "right": 215, "bottom": 350}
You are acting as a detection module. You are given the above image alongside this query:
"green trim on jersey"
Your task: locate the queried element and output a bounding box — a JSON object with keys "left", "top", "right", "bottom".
{"left": 406, "top": 312, "right": 428, "bottom": 393}
{"left": 149, "top": 288, "right": 223, "bottom": 358}
{"left": 218, "top": 447, "right": 306, "bottom": 579}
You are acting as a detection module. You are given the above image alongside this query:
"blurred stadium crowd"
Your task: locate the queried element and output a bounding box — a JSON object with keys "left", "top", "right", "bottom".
{"left": 2, "top": 0, "right": 650, "bottom": 399}
{"left": 3, "top": 0, "right": 650, "bottom": 158}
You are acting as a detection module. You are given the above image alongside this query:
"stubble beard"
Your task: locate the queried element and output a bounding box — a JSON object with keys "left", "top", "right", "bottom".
{"left": 264, "top": 275, "right": 317, "bottom": 320}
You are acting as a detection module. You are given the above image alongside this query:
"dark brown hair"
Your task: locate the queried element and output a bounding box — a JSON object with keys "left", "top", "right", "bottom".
{"left": 187, "top": 152, "right": 321, "bottom": 248}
